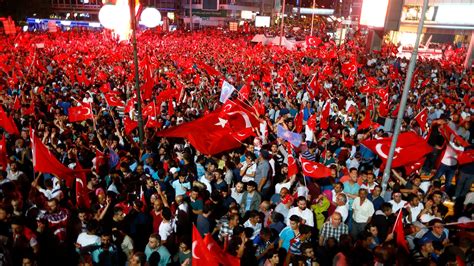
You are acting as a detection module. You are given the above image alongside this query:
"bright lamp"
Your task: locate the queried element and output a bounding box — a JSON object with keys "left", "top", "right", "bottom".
{"left": 140, "top": 7, "right": 162, "bottom": 28}
{"left": 98, "top": 4, "right": 117, "bottom": 29}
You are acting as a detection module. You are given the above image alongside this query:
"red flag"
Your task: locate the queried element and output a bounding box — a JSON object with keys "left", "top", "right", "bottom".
{"left": 0, "top": 136, "right": 7, "bottom": 169}
{"left": 457, "top": 149, "right": 474, "bottom": 165}
{"left": 341, "top": 59, "right": 357, "bottom": 76}
{"left": 300, "top": 157, "right": 332, "bottom": 178}
{"left": 145, "top": 116, "right": 162, "bottom": 129}
{"left": 95, "top": 149, "right": 108, "bottom": 170}
{"left": 158, "top": 101, "right": 259, "bottom": 155}
{"left": 305, "top": 36, "right": 322, "bottom": 47}
{"left": 358, "top": 113, "right": 379, "bottom": 131}
{"left": 124, "top": 98, "right": 136, "bottom": 116}
{"left": 308, "top": 74, "right": 320, "bottom": 96}
{"left": 254, "top": 100, "right": 265, "bottom": 117}
{"left": 192, "top": 225, "right": 218, "bottom": 266}
{"left": 69, "top": 104, "right": 93, "bottom": 122}
{"left": 13, "top": 96, "right": 21, "bottom": 111}
{"left": 414, "top": 108, "right": 428, "bottom": 130}
{"left": 361, "top": 132, "right": 432, "bottom": 168}
{"left": 294, "top": 110, "right": 303, "bottom": 133}
{"left": 231, "top": 127, "right": 255, "bottom": 142}
{"left": 203, "top": 234, "right": 229, "bottom": 265}
{"left": 104, "top": 94, "right": 125, "bottom": 107}
{"left": 287, "top": 144, "right": 298, "bottom": 178}
{"left": 168, "top": 100, "right": 174, "bottom": 116}
{"left": 441, "top": 124, "right": 470, "bottom": 148}
{"left": 30, "top": 129, "right": 75, "bottom": 187}
{"left": 239, "top": 84, "right": 250, "bottom": 100}
{"left": 99, "top": 83, "right": 111, "bottom": 93}
{"left": 198, "top": 62, "right": 222, "bottom": 77}
{"left": 23, "top": 102, "right": 35, "bottom": 116}
{"left": 0, "top": 107, "right": 19, "bottom": 135}
{"left": 124, "top": 116, "right": 138, "bottom": 135}
{"left": 75, "top": 162, "right": 90, "bottom": 209}
{"left": 320, "top": 100, "right": 330, "bottom": 130}
{"left": 307, "top": 113, "right": 317, "bottom": 132}
{"left": 404, "top": 157, "right": 426, "bottom": 176}
{"left": 393, "top": 208, "right": 409, "bottom": 252}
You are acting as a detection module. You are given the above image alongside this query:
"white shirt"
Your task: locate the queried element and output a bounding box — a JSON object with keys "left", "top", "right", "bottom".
{"left": 275, "top": 181, "right": 292, "bottom": 195}
{"left": 389, "top": 199, "right": 407, "bottom": 213}
{"left": 335, "top": 205, "right": 349, "bottom": 223}
{"left": 199, "top": 176, "right": 213, "bottom": 194}
{"left": 352, "top": 197, "right": 375, "bottom": 223}
{"left": 287, "top": 207, "right": 314, "bottom": 227}
{"left": 408, "top": 202, "right": 424, "bottom": 223}
{"left": 441, "top": 142, "right": 464, "bottom": 166}
{"left": 231, "top": 188, "right": 244, "bottom": 204}
{"left": 158, "top": 220, "right": 176, "bottom": 241}
{"left": 243, "top": 220, "right": 262, "bottom": 240}
{"left": 240, "top": 161, "right": 257, "bottom": 183}
{"left": 77, "top": 233, "right": 100, "bottom": 247}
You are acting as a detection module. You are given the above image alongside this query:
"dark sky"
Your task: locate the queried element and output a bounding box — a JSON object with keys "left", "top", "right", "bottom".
{"left": 0, "top": 0, "right": 50, "bottom": 20}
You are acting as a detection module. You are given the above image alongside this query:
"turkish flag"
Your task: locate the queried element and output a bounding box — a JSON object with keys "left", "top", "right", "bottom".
{"left": 231, "top": 127, "right": 255, "bottom": 142}
{"left": 238, "top": 84, "right": 250, "bottom": 100}
{"left": 30, "top": 129, "right": 75, "bottom": 187}
{"left": 300, "top": 157, "right": 332, "bottom": 178}
{"left": 69, "top": 104, "right": 93, "bottom": 122}
{"left": 158, "top": 101, "right": 258, "bottom": 155}
{"left": 441, "top": 124, "right": 470, "bottom": 148}
{"left": 287, "top": 144, "right": 298, "bottom": 178}
{"left": 358, "top": 113, "right": 379, "bottom": 131}
{"left": 192, "top": 225, "right": 218, "bottom": 266}
{"left": 307, "top": 113, "right": 317, "bottom": 132}
{"left": 320, "top": 100, "right": 331, "bottom": 130}
{"left": 341, "top": 59, "right": 357, "bottom": 76}
{"left": 414, "top": 108, "right": 428, "bottom": 130}
{"left": 393, "top": 208, "right": 409, "bottom": 252}
{"left": 145, "top": 116, "right": 162, "bottom": 129}
{"left": 294, "top": 110, "right": 303, "bottom": 133}
{"left": 306, "top": 36, "right": 322, "bottom": 47}
{"left": 203, "top": 234, "right": 229, "bottom": 265}
{"left": 75, "top": 162, "right": 90, "bottom": 209}
{"left": 104, "top": 94, "right": 125, "bottom": 107}
{"left": 197, "top": 62, "right": 222, "bottom": 77}
{"left": 308, "top": 74, "right": 320, "bottom": 96}
{"left": 457, "top": 149, "right": 474, "bottom": 165}
{"left": 0, "top": 106, "right": 19, "bottom": 135}
{"left": 99, "top": 83, "right": 111, "bottom": 93}
{"left": 361, "top": 132, "right": 432, "bottom": 168}
{"left": 124, "top": 116, "right": 138, "bottom": 135}
{"left": 404, "top": 157, "right": 426, "bottom": 176}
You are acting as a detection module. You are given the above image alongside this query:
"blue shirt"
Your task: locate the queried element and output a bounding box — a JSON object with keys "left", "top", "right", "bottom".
{"left": 279, "top": 226, "right": 295, "bottom": 251}
{"left": 343, "top": 181, "right": 360, "bottom": 210}
{"left": 144, "top": 245, "right": 171, "bottom": 266}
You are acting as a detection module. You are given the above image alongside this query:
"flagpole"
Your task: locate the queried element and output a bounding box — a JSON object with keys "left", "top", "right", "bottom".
{"left": 130, "top": 0, "right": 145, "bottom": 149}
{"left": 381, "top": 0, "right": 429, "bottom": 197}
{"left": 310, "top": 0, "right": 316, "bottom": 36}
{"left": 279, "top": 0, "right": 286, "bottom": 46}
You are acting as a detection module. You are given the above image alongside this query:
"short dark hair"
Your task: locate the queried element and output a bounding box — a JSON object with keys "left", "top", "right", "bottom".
{"left": 162, "top": 207, "right": 172, "bottom": 221}
{"left": 289, "top": 215, "right": 301, "bottom": 223}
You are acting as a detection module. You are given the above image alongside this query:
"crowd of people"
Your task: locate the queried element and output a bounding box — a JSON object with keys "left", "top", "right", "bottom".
{"left": 0, "top": 18, "right": 472, "bottom": 266}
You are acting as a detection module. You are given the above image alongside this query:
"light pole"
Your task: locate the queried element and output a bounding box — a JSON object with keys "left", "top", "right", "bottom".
{"left": 189, "top": 0, "right": 193, "bottom": 31}
{"left": 129, "top": 0, "right": 145, "bottom": 149}
{"left": 381, "top": 0, "right": 429, "bottom": 196}
{"left": 279, "top": 0, "right": 286, "bottom": 46}
{"left": 310, "top": 0, "right": 316, "bottom": 36}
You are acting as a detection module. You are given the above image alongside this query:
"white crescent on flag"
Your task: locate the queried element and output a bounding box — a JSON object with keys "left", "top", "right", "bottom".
{"left": 192, "top": 240, "right": 200, "bottom": 260}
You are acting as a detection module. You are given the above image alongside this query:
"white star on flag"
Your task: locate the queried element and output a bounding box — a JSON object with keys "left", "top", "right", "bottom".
{"left": 215, "top": 118, "right": 228, "bottom": 128}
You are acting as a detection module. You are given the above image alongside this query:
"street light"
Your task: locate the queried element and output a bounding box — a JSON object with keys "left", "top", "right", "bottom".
{"left": 129, "top": 0, "right": 145, "bottom": 149}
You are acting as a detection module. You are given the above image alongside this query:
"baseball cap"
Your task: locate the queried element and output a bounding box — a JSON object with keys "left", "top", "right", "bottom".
{"left": 169, "top": 167, "right": 180, "bottom": 174}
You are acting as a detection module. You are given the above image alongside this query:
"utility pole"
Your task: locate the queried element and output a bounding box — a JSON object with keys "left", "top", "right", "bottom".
{"left": 310, "top": 0, "right": 316, "bottom": 36}
{"left": 189, "top": 0, "right": 193, "bottom": 31}
{"left": 381, "top": 0, "right": 429, "bottom": 196}
{"left": 279, "top": 0, "right": 286, "bottom": 46}
{"left": 129, "top": 0, "right": 144, "bottom": 149}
